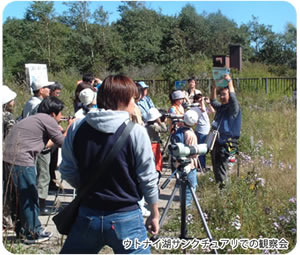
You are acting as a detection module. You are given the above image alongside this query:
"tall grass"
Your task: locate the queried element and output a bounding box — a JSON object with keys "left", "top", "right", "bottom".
{"left": 155, "top": 92, "right": 296, "bottom": 254}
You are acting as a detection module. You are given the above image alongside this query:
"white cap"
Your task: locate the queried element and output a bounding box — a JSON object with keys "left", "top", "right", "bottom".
{"left": 2, "top": 85, "right": 17, "bottom": 105}
{"left": 31, "top": 79, "right": 55, "bottom": 91}
{"left": 79, "top": 88, "right": 97, "bottom": 106}
{"left": 184, "top": 110, "right": 198, "bottom": 126}
{"left": 146, "top": 108, "right": 162, "bottom": 122}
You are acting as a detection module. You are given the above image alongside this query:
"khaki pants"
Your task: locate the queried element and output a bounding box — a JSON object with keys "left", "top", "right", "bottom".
{"left": 36, "top": 152, "right": 51, "bottom": 199}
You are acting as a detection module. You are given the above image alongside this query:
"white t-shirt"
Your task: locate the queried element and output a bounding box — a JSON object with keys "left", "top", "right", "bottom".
{"left": 191, "top": 107, "right": 211, "bottom": 135}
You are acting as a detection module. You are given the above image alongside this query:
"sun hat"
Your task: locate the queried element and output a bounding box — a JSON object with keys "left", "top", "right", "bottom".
{"left": 184, "top": 110, "right": 198, "bottom": 126}
{"left": 79, "top": 88, "right": 97, "bottom": 106}
{"left": 171, "top": 90, "right": 185, "bottom": 100}
{"left": 31, "top": 79, "right": 55, "bottom": 91}
{"left": 2, "top": 85, "right": 17, "bottom": 105}
{"left": 138, "top": 81, "right": 149, "bottom": 89}
{"left": 146, "top": 108, "right": 162, "bottom": 122}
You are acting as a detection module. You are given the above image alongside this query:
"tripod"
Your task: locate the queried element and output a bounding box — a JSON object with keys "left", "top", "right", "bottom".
{"left": 161, "top": 120, "right": 180, "bottom": 156}
{"left": 154, "top": 159, "right": 218, "bottom": 254}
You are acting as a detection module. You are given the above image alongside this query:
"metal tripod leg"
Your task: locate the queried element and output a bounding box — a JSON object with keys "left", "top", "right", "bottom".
{"left": 162, "top": 132, "right": 172, "bottom": 156}
{"left": 151, "top": 179, "right": 180, "bottom": 241}
{"left": 152, "top": 171, "right": 218, "bottom": 254}
{"left": 159, "top": 180, "right": 180, "bottom": 228}
{"left": 197, "top": 157, "right": 203, "bottom": 172}
{"left": 189, "top": 183, "right": 218, "bottom": 254}
{"left": 45, "top": 179, "right": 64, "bottom": 227}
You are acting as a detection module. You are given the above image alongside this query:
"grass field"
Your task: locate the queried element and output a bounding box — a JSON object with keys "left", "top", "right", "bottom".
{"left": 153, "top": 92, "right": 297, "bottom": 254}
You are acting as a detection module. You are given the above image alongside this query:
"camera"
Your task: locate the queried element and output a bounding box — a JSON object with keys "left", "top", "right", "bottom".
{"left": 169, "top": 143, "right": 208, "bottom": 158}
{"left": 162, "top": 113, "right": 184, "bottom": 119}
{"left": 182, "top": 102, "right": 200, "bottom": 109}
{"left": 60, "top": 116, "right": 75, "bottom": 122}
{"left": 162, "top": 113, "right": 184, "bottom": 124}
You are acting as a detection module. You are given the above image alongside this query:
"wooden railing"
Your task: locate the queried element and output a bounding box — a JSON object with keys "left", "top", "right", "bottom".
{"left": 138, "top": 78, "right": 296, "bottom": 97}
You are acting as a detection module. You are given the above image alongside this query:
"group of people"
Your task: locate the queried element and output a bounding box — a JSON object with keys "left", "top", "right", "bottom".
{"left": 2, "top": 73, "right": 241, "bottom": 253}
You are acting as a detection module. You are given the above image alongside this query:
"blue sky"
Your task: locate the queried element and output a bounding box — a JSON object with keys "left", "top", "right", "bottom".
{"left": 0, "top": 1, "right": 298, "bottom": 34}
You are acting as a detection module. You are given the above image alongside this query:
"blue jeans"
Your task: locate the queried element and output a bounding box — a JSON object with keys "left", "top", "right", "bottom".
{"left": 11, "top": 164, "right": 42, "bottom": 236}
{"left": 60, "top": 206, "right": 150, "bottom": 254}
{"left": 185, "top": 169, "right": 198, "bottom": 207}
{"left": 196, "top": 132, "right": 208, "bottom": 168}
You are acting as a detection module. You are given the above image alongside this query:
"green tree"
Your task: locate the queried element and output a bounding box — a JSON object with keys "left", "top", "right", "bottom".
{"left": 24, "top": 1, "right": 56, "bottom": 70}
{"left": 245, "top": 16, "right": 274, "bottom": 59}
{"left": 178, "top": 4, "right": 209, "bottom": 55}
{"left": 115, "top": 1, "right": 164, "bottom": 67}
{"left": 281, "top": 23, "right": 296, "bottom": 69}
{"left": 205, "top": 11, "right": 241, "bottom": 57}
{"left": 59, "top": 1, "right": 96, "bottom": 73}
{"left": 3, "top": 18, "right": 29, "bottom": 79}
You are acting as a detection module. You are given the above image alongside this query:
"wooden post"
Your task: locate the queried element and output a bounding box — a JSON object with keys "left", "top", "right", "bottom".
{"left": 208, "top": 79, "right": 211, "bottom": 95}
{"left": 265, "top": 78, "right": 269, "bottom": 94}
{"left": 152, "top": 79, "right": 156, "bottom": 95}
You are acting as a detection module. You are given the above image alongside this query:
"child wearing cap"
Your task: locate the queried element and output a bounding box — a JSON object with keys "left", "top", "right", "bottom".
{"left": 145, "top": 108, "right": 168, "bottom": 175}
{"left": 175, "top": 110, "right": 199, "bottom": 207}
{"left": 74, "top": 88, "right": 97, "bottom": 118}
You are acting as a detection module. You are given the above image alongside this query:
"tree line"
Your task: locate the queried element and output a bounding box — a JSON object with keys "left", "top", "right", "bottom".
{"left": 3, "top": 1, "right": 296, "bottom": 82}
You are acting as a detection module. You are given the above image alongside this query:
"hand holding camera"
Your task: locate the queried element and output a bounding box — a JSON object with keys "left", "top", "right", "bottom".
{"left": 204, "top": 97, "right": 210, "bottom": 104}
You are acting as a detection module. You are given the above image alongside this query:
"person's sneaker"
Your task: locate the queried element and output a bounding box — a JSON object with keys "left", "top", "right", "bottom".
{"left": 141, "top": 207, "right": 151, "bottom": 217}
{"left": 23, "top": 228, "right": 53, "bottom": 244}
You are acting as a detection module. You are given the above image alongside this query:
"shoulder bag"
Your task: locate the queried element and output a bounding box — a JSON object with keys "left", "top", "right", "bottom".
{"left": 205, "top": 114, "right": 224, "bottom": 152}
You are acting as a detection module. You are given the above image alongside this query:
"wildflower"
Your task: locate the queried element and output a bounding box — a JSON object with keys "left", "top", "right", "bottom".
{"left": 240, "top": 152, "right": 252, "bottom": 162}
{"left": 231, "top": 215, "right": 241, "bottom": 230}
{"left": 289, "top": 197, "right": 296, "bottom": 203}
{"left": 273, "top": 222, "right": 280, "bottom": 230}
{"left": 208, "top": 177, "right": 214, "bottom": 182}
{"left": 256, "top": 177, "right": 265, "bottom": 187}
{"left": 249, "top": 183, "right": 255, "bottom": 190}
{"left": 290, "top": 228, "right": 296, "bottom": 234}
{"left": 255, "top": 140, "right": 263, "bottom": 153}
{"left": 186, "top": 214, "right": 194, "bottom": 225}
{"left": 278, "top": 215, "right": 290, "bottom": 223}
{"left": 279, "top": 162, "right": 285, "bottom": 169}
{"left": 288, "top": 210, "right": 296, "bottom": 216}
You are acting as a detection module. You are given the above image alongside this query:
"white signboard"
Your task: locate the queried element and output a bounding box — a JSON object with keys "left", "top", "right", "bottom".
{"left": 25, "top": 64, "right": 49, "bottom": 88}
